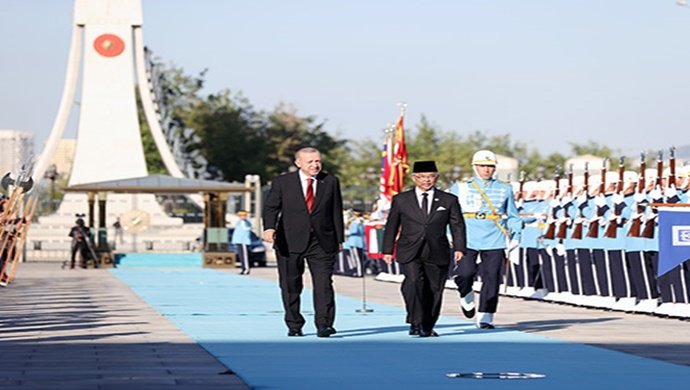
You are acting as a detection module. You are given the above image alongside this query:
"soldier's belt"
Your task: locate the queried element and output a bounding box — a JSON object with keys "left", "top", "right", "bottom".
{"left": 463, "top": 212, "right": 501, "bottom": 220}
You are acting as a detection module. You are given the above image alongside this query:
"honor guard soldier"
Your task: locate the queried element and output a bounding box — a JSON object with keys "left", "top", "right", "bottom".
{"left": 231, "top": 210, "right": 253, "bottom": 275}
{"left": 344, "top": 210, "right": 366, "bottom": 277}
{"left": 450, "top": 150, "right": 522, "bottom": 329}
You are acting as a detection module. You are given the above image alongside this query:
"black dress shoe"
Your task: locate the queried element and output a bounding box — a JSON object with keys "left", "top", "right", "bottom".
{"left": 460, "top": 297, "right": 476, "bottom": 319}
{"left": 287, "top": 329, "right": 304, "bottom": 337}
{"left": 478, "top": 323, "right": 495, "bottom": 330}
{"left": 409, "top": 325, "right": 420, "bottom": 336}
{"left": 418, "top": 329, "right": 439, "bottom": 337}
{"left": 317, "top": 327, "right": 336, "bottom": 338}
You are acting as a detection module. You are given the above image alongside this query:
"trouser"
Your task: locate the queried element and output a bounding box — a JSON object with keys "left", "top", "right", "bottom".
{"left": 525, "top": 248, "right": 542, "bottom": 289}
{"left": 684, "top": 261, "right": 690, "bottom": 303}
{"left": 627, "top": 251, "right": 650, "bottom": 299}
{"left": 607, "top": 250, "right": 629, "bottom": 298}
{"left": 70, "top": 243, "right": 89, "bottom": 268}
{"left": 577, "top": 248, "right": 598, "bottom": 295}
{"left": 591, "top": 249, "right": 610, "bottom": 296}
{"left": 401, "top": 247, "right": 449, "bottom": 332}
{"left": 649, "top": 251, "right": 687, "bottom": 304}
{"left": 551, "top": 248, "right": 568, "bottom": 292}
{"left": 237, "top": 244, "right": 250, "bottom": 272}
{"left": 566, "top": 249, "right": 580, "bottom": 295}
{"left": 508, "top": 247, "right": 526, "bottom": 287}
{"left": 539, "top": 248, "right": 555, "bottom": 292}
{"left": 348, "top": 247, "right": 364, "bottom": 277}
{"left": 277, "top": 234, "right": 336, "bottom": 331}
{"left": 454, "top": 248, "right": 504, "bottom": 313}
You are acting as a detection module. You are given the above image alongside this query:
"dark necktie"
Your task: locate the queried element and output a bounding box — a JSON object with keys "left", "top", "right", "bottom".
{"left": 305, "top": 178, "right": 314, "bottom": 213}
{"left": 421, "top": 192, "right": 428, "bottom": 218}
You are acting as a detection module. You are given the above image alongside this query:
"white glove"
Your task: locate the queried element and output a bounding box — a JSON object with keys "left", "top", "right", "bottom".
{"left": 633, "top": 192, "right": 646, "bottom": 204}
{"left": 594, "top": 194, "right": 607, "bottom": 208}
{"left": 549, "top": 198, "right": 560, "bottom": 209}
{"left": 665, "top": 185, "right": 678, "bottom": 200}
{"left": 507, "top": 238, "right": 520, "bottom": 253}
{"left": 649, "top": 185, "right": 663, "bottom": 201}
{"left": 611, "top": 192, "right": 624, "bottom": 205}
{"left": 576, "top": 194, "right": 588, "bottom": 206}
{"left": 630, "top": 212, "right": 643, "bottom": 220}
{"left": 515, "top": 199, "right": 524, "bottom": 209}
{"left": 608, "top": 213, "right": 619, "bottom": 222}
{"left": 555, "top": 243, "right": 566, "bottom": 257}
{"left": 560, "top": 193, "right": 572, "bottom": 206}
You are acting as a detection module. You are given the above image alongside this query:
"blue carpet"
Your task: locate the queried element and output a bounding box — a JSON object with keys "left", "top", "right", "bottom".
{"left": 114, "top": 253, "right": 202, "bottom": 268}
{"left": 112, "top": 268, "right": 690, "bottom": 389}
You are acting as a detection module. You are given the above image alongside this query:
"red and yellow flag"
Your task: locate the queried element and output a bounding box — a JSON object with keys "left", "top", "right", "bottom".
{"left": 379, "top": 107, "right": 409, "bottom": 205}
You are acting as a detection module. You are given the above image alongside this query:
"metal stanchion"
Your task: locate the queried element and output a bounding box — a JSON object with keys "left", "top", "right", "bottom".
{"left": 356, "top": 255, "right": 374, "bottom": 313}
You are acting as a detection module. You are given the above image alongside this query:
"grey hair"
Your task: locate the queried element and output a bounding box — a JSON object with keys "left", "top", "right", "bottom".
{"left": 295, "top": 147, "right": 320, "bottom": 159}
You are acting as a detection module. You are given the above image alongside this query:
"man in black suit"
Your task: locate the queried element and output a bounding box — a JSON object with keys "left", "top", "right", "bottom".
{"left": 263, "top": 147, "right": 344, "bottom": 338}
{"left": 382, "top": 161, "right": 466, "bottom": 337}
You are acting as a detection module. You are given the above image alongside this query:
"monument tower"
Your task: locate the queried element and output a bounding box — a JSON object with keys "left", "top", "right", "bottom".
{"left": 29, "top": 0, "right": 201, "bottom": 255}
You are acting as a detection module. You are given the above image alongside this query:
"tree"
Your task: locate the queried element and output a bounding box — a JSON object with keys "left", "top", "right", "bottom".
{"left": 263, "top": 103, "right": 346, "bottom": 179}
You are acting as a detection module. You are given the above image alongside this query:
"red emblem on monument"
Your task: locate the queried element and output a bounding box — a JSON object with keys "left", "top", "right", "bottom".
{"left": 93, "top": 34, "right": 125, "bottom": 57}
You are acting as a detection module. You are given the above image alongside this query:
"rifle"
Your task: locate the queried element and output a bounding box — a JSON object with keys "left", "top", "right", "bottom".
{"left": 641, "top": 150, "right": 663, "bottom": 239}
{"left": 517, "top": 170, "right": 525, "bottom": 202}
{"left": 543, "top": 166, "right": 561, "bottom": 240}
{"left": 604, "top": 157, "right": 625, "bottom": 239}
{"left": 627, "top": 152, "right": 646, "bottom": 238}
{"left": 556, "top": 164, "right": 574, "bottom": 239}
{"left": 586, "top": 158, "right": 608, "bottom": 238}
{"left": 669, "top": 146, "right": 676, "bottom": 188}
{"left": 571, "top": 162, "right": 589, "bottom": 240}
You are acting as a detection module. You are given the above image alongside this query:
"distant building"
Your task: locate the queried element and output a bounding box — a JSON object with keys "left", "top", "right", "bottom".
{"left": 0, "top": 130, "right": 34, "bottom": 177}
{"left": 495, "top": 153, "right": 518, "bottom": 181}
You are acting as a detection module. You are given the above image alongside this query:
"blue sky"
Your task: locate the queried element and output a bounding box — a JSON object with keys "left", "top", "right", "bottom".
{"left": 1, "top": 0, "right": 690, "bottom": 157}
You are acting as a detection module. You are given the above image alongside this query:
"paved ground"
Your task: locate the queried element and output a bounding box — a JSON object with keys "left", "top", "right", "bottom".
{"left": 0, "top": 263, "right": 248, "bottom": 389}
{"left": 248, "top": 266, "right": 690, "bottom": 367}
{"left": 2, "top": 261, "right": 690, "bottom": 389}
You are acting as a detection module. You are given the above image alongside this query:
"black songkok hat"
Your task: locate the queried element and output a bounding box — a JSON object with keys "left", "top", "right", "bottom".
{"left": 412, "top": 161, "right": 438, "bottom": 173}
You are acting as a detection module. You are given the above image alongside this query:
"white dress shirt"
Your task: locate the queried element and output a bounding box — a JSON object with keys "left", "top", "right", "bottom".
{"left": 414, "top": 187, "right": 435, "bottom": 215}
{"left": 298, "top": 170, "right": 317, "bottom": 197}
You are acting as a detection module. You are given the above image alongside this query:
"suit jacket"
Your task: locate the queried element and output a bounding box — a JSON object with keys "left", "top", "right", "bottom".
{"left": 382, "top": 188, "right": 466, "bottom": 265}
{"left": 263, "top": 171, "right": 344, "bottom": 256}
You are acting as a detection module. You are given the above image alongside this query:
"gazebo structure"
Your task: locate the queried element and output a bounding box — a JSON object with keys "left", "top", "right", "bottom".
{"left": 63, "top": 174, "right": 261, "bottom": 268}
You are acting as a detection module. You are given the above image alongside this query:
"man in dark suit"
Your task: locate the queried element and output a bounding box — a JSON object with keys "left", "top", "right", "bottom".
{"left": 263, "top": 147, "right": 344, "bottom": 338}
{"left": 382, "top": 161, "right": 466, "bottom": 337}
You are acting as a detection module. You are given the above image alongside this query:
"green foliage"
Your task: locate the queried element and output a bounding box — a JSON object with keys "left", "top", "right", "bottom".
{"left": 136, "top": 90, "right": 167, "bottom": 174}
{"left": 145, "top": 56, "right": 636, "bottom": 201}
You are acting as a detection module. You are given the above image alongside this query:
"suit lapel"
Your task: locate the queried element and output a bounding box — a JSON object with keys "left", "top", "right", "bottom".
{"left": 407, "top": 191, "right": 426, "bottom": 222}
{"left": 312, "top": 172, "right": 327, "bottom": 212}
{"left": 426, "top": 190, "right": 440, "bottom": 221}
{"left": 290, "top": 172, "right": 310, "bottom": 214}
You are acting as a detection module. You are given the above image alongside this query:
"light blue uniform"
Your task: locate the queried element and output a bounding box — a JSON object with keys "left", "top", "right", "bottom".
{"left": 232, "top": 218, "right": 253, "bottom": 273}
{"left": 450, "top": 177, "right": 522, "bottom": 250}
{"left": 231, "top": 219, "right": 253, "bottom": 245}
{"left": 344, "top": 218, "right": 365, "bottom": 250}
{"left": 343, "top": 217, "right": 366, "bottom": 277}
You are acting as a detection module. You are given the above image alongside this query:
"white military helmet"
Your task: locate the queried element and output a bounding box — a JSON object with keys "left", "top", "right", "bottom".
{"left": 472, "top": 150, "right": 498, "bottom": 166}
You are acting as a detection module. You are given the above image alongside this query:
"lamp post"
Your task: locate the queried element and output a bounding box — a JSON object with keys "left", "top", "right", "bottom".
{"left": 358, "top": 167, "right": 379, "bottom": 212}
{"left": 43, "top": 164, "right": 59, "bottom": 212}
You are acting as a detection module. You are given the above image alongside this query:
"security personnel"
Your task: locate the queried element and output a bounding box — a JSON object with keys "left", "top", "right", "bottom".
{"left": 450, "top": 150, "right": 522, "bottom": 329}
{"left": 231, "top": 211, "right": 253, "bottom": 275}
{"left": 68, "top": 218, "right": 93, "bottom": 269}
{"left": 344, "top": 210, "right": 366, "bottom": 277}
